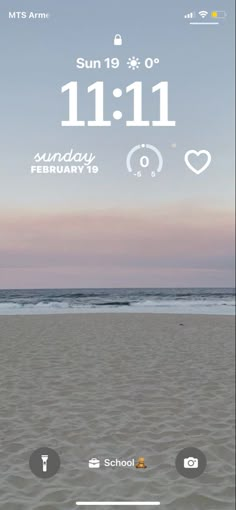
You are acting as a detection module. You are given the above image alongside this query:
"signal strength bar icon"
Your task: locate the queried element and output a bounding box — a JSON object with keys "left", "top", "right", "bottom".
{"left": 184, "top": 12, "right": 196, "bottom": 18}
{"left": 198, "top": 11, "right": 208, "bottom": 18}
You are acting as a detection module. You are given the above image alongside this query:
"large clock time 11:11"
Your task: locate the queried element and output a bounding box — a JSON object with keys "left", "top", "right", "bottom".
{"left": 61, "top": 81, "right": 176, "bottom": 127}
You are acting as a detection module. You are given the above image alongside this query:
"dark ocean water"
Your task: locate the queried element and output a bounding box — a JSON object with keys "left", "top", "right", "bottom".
{"left": 0, "top": 288, "right": 234, "bottom": 315}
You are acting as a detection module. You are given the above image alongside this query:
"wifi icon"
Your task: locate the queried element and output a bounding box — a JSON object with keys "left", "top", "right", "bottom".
{"left": 199, "top": 10, "right": 208, "bottom": 18}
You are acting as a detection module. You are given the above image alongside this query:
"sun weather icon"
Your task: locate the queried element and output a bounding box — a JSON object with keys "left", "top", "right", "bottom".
{"left": 127, "top": 56, "right": 141, "bottom": 70}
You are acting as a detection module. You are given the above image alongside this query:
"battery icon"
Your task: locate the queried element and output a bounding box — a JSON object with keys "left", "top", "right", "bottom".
{"left": 211, "top": 11, "right": 227, "bottom": 19}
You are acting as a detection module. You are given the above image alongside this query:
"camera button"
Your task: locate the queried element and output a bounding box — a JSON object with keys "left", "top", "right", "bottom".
{"left": 175, "top": 447, "right": 207, "bottom": 478}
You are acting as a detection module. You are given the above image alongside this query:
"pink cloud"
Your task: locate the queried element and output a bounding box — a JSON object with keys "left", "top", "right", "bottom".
{"left": 0, "top": 205, "right": 234, "bottom": 288}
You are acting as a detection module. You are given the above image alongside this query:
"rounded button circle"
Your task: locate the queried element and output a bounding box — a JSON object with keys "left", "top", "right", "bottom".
{"left": 175, "top": 447, "right": 207, "bottom": 478}
{"left": 29, "top": 447, "right": 60, "bottom": 479}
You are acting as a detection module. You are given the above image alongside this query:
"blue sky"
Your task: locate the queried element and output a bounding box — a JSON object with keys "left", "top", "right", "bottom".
{"left": 0, "top": 0, "right": 235, "bottom": 287}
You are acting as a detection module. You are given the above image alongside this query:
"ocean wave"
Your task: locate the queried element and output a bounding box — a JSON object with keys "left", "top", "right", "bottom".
{"left": 134, "top": 298, "right": 235, "bottom": 308}
{"left": 94, "top": 301, "right": 131, "bottom": 306}
{"left": 0, "top": 300, "right": 234, "bottom": 315}
{"left": 0, "top": 288, "right": 234, "bottom": 315}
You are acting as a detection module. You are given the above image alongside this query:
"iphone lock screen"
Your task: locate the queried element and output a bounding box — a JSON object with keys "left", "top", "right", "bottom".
{"left": 0, "top": 1, "right": 235, "bottom": 510}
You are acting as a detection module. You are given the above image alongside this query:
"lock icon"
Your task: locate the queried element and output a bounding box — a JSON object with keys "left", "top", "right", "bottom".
{"left": 114, "top": 34, "right": 122, "bottom": 46}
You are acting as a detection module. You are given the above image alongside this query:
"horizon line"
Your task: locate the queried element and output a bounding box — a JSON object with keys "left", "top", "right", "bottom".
{"left": 0, "top": 286, "right": 234, "bottom": 291}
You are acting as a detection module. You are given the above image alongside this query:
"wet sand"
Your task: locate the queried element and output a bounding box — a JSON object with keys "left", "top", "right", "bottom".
{"left": 0, "top": 314, "right": 235, "bottom": 510}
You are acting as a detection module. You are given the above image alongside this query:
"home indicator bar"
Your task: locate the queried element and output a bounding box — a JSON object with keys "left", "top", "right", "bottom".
{"left": 76, "top": 503, "right": 161, "bottom": 506}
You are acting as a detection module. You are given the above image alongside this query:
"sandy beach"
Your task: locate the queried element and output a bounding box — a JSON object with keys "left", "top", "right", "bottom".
{"left": 0, "top": 313, "right": 235, "bottom": 510}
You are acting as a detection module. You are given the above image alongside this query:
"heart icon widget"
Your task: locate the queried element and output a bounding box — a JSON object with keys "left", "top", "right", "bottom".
{"left": 184, "top": 149, "right": 211, "bottom": 175}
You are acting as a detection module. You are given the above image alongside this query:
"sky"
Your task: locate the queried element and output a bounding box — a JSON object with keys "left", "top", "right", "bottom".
{"left": 0, "top": 0, "right": 235, "bottom": 288}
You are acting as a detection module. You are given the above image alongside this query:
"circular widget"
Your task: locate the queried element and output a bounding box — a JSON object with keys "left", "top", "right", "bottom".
{"left": 126, "top": 144, "right": 163, "bottom": 178}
